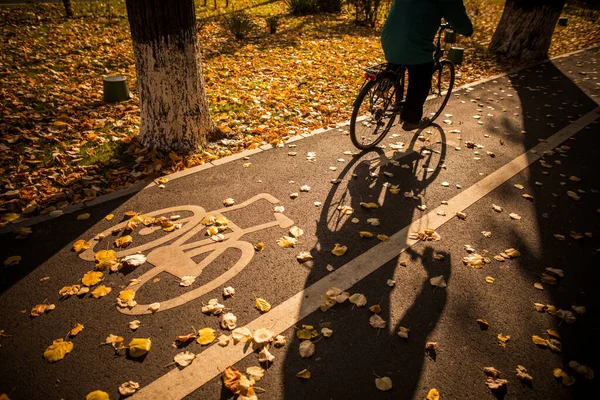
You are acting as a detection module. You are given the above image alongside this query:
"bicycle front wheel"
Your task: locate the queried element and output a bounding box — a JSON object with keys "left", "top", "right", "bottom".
{"left": 422, "top": 60, "right": 455, "bottom": 124}
{"left": 349, "top": 76, "right": 399, "bottom": 150}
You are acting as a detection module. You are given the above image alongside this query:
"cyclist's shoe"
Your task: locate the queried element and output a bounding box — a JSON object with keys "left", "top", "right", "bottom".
{"left": 402, "top": 118, "right": 430, "bottom": 131}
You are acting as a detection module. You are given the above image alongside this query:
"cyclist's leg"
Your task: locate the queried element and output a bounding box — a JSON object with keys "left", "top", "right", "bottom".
{"left": 401, "top": 61, "right": 435, "bottom": 124}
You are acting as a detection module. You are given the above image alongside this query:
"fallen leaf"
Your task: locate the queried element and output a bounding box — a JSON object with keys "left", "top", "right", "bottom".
{"left": 44, "top": 338, "right": 73, "bottom": 362}
{"left": 129, "top": 320, "right": 141, "bottom": 330}
{"left": 128, "top": 338, "right": 151, "bottom": 357}
{"left": 121, "top": 254, "right": 147, "bottom": 267}
{"left": 277, "top": 236, "right": 297, "bottom": 248}
{"left": 369, "top": 314, "right": 387, "bottom": 329}
{"left": 516, "top": 365, "right": 533, "bottom": 382}
{"left": 297, "top": 251, "right": 313, "bottom": 262}
{"left": 223, "top": 366, "right": 242, "bottom": 394}
{"left": 359, "top": 231, "right": 374, "bottom": 238}
{"left": 375, "top": 376, "right": 393, "bottom": 391}
{"left": 296, "top": 325, "right": 319, "bottom": 340}
{"left": 377, "top": 234, "right": 390, "bottom": 242}
{"left": 223, "top": 198, "right": 235, "bottom": 206}
{"left": 253, "top": 328, "right": 274, "bottom": 345}
{"left": 321, "top": 327, "right": 333, "bottom": 337}
{"left": 430, "top": 275, "right": 447, "bottom": 288}
{"left": 220, "top": 312, "right": 237, "bottom": 330}
{"left": 299, "top": 340, "right": 315, "bottom": 358}
{"left": 485, "top": 276, "right": 496, "bottom": 284}
{"left": 3, "top": 255, "right": 21, "bottom": 266}
{"left": 147, "top": 302, "right": 160, "bottom": 313}
{"left": 95, "top": 250, "right": 118, "bottom": 271}
{"left": 258, "top": 346, "right": 275, "bottom": 363}
{"left": 77, "top": 213, "right": 91, "bottom": 220}
{"left": 426, "top": 388, "right": 440, "bottom": 400}
{"left": 174, "top": 351, "right": 195, "bottom": 367}
{"left": 59, "top": 285, "right": 81, "bottom": 298}
{"left": 115, "top": 235, "right": 133, "bottom": 248}
{"left": 296, "top": 369, "right": 311, "bottom": 379}
{"left": 197, "top": 328, "right": 216, "bottom": 345}
{"left": 232, "top": 327, "right": 252, "bottom": 343}
{"left": 81, "top": 271, "right": 103, "bottom": 287}
{"left": 331, "top": 244, "right": 347, "bottom": 256}
{"left": 509, "top": 213, "right": 521, "bottom": 220}
{"left": 72, "top": 239, "right": 90, "bottom": 253}
{"left": 91, "top": 285, "right": 112, "bottom": 298}
{"left": 69, "top": 323, "right": 84, "bottom": 337}
{"left": 348, "top": 293, "right": 367, "bottom": 307}
{"left": 255, "top": 297, "right": 271, "bottom": 312}
{"left": 360, "top": 202, "right": 379, "bottom": 209}
{"left": 179, "top": 275, "right": 196, "bottom": 287}
{"left": 397, "top": 326, "right": 410, "bottom": 339}
{"left": 223, "top": 286, "right": 235, "bottom": 297}
{"left": 497, "top": 334, "right": 510, "bottom": 347}
{"left": 30, "top": 303, "right": 55, "bottom": 317}
{"left": 116, "top": 289, "right": 136, "bottom": 308}
{"left": 484, "top": 367, "right": 502, "bottom": 378}
{"left": 85, "top": 391, "right": 109, "bottom": 400}
{"left": 118, "top": 381, "right": 140, "bottom": 396}
{"left": 477, "top": 319, "right": 489, "bottom": 330}
{"left": 254, "top": 242, "right": 265, "bottom": 251}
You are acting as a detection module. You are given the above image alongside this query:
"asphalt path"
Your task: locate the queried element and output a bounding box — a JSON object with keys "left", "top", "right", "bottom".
{"left": 0, "top": 48, "right": 598, "bottom": 400}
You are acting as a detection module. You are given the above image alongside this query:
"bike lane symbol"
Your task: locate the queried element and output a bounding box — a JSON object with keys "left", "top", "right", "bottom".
{"left": 79, "top": 193, "right": 294, "bottom": 315}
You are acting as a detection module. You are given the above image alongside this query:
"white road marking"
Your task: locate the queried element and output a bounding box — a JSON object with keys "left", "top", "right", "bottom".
{"left": 131, "top": 108, "right": 599, "bottom": 400}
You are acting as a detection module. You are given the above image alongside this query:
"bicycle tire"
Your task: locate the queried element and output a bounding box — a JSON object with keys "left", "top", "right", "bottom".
{"left": 349, "top": 76, "right": 399, "bottom": 150}
{"left": 422, "top": 59, "right": 455, "bottom": 125}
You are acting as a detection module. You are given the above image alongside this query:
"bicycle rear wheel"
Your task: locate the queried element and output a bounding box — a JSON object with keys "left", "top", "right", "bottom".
{"left": 350, "top": 76, "right": 399, "bottom": 150}
{"left": 422, "top": 60, "right": 455, "bottom": 124}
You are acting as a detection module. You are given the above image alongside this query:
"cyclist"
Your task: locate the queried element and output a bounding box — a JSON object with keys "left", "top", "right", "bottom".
{"left": 381, "top": 0, "right": 473, "bottom": 131}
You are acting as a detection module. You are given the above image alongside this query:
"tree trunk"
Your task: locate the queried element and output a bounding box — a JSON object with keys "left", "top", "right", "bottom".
{"left": 62, "top": 0, "right": 74, "bottom": 18}
{"left": 125, "top": 0, "right": 214, "bottom": 153}
{"left": 489, "top": 0, "right": 566, "bottom": 62}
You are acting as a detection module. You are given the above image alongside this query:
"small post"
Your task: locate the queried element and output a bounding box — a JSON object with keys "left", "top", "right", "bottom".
{"left": 444, "top": 31, "right": 456, "bottom": 44}
{"left": 103, "top": 76, "right": 130, "bottom": 103}
{"left": 448, "top": 47, "right": 464, "bottom": 65}
{"left": 558, "top": 17, "right": 568, "bottom": 26}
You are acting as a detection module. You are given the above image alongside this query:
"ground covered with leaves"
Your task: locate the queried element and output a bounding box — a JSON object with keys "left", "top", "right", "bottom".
{"left": 1, "top": 0, "right": 598, "bottom": 221}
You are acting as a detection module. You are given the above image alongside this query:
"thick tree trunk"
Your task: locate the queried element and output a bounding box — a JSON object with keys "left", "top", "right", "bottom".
{"left": 125, "top": 0, "right": 215, "bottom": 153}
{"left": 489, "top": 0, "right": 565, "bottom": 62}
{"left": 62, "top": 0, "right": 74, "bottom": 18}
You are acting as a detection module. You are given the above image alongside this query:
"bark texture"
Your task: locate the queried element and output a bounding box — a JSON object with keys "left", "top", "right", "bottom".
{"left": 489, "top": 0, "right": 566, "bottom": 62}
{"left": 62, "top": 0, "right": 74, "bottom": 18}
{"left": 125, "top": 0, "right": 214, "bottom": 153}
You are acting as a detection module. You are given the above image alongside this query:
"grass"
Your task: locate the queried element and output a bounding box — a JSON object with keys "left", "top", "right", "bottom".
{"left": 0, "top": 0, "right": 598, "bottom": 219}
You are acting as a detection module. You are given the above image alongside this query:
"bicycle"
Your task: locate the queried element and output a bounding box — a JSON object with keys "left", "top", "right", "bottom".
{"left": 79, "top": 193, "right": 294, "bottom": 315}
{"left": 350, "top": 23, "right": 456, "bottom": 150}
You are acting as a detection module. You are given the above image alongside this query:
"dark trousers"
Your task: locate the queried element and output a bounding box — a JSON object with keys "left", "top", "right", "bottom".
{"left": 401, "top": 61, "right": 435, "bottom": 124}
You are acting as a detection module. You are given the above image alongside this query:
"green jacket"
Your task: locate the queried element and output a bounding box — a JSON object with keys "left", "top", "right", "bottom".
{"left": 381, "top": 0, "right": 473, "bottom": 65}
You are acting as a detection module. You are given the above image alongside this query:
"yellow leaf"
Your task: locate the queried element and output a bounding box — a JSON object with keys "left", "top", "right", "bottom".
{"left": 72, "top": 239, "right": 90, "bottom": 253}
{"left": 546, "top": 329, "right": 560, "bottom": 339}
{"left": 331, "top": 244, "right": 347, "bottom": 256}
{"left": 427, "top": 388, "right": 440, "bottom": 400}
{"left": 95, "top": 250, "right": 117, "bottom": 271}
{"left": 157, "top": 177, "right": 169, "bottom": 184}
{"left": 124, "top": 211, "right": 138, "bottom": 219}
{"left": 359, "top": 201, "right": 379, "bottom": 209}
{"left": 44, "top": 338, "right": 73, "bottom": 362}
{"left": 532, "top": 335, "right": 548, "bottom": 347}
{"left": 91, "top": 285, "right": 112, "bottom": 298}
{"left": 222, "top": 366, "right": 242, "bottom": 394}
{"left": 105, "top": 214, "right": 115, "bottom": 221}
{"left": 81, "top": 271, "right": 103, "bottom": 287}
{"left": 128, "top": 338, "right": 151, "bottom": 357}
{"left": 3, "top": 256, "right": 21, "bottom": 266}
{"left": 77, "top": 213, "right": 91, "bottom": 221}
{"left": 375, "top": 377, "right": 392, "bottom": 391}
{"left": 359, "top": 231, "right": 374, "bottom": 238}
{"left": 296, "top": 325, "right": 318, "bottom": 339}
{"left": 497, "top": 333, "right": 510, "bottom": 347}
{"left": 197, "top": 328, "right": 216, "bottom": 345}
{"left": 69, "top": 323, "right": 84, "bottom": 337}
{"left": 476, "top": 319, "right": 489, "bottom": 330}
{"left": 254, "top": 242, "right": 265, "bottom": 251}
{"left": 85, "top": 390, "right": 109, "bottom": 400}
{"left": 59, "top": 285, "right": 80, "bottom": 297}
{"left": 30, "top": 303, "right": 55, "bottom": 317}
{"left": 296, "top": 369, "right": 311, "bottom": 379}
{"left": 119, "top": 289, "right": 135, "bottom": 302}
{"left": 277, "top": 236, "right": 297, "bottom": 248}
{"left": 377, "top": 234, "right": 390, "bottom": 242}
{"left": 114, "top": 235, "right": 133, "bottom": 248}
{"left": 255, "top": 297, "right": 271, "bottom": 312}
{"left": 485, "top": 276, "right": 496, "bottom": 284}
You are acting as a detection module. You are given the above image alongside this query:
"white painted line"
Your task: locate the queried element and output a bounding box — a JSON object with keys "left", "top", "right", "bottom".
{"left": 131, "top": 108, "right": 599, "bottom": 400}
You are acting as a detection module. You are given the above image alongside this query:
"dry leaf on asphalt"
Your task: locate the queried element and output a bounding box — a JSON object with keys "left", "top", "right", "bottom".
{"left": 397, "top": 326, "right": 409, "bottom": 339}
{"left": 81, "top": 271, "right": 103, "bottom": 287}
{"left": 430, "top": 275, "right": 447, "bottom": 288}
{"left": 128, "top": 338, "right": 151, "bottom": 357}
{"left": 91, "top": 285, "right": 112, "bottom": 298}
{"left": 121, "top": 254, "right": 147, "bottom": 268}
{"left": 115, "top": 235, "right": 133, "bottom": 248}
{"left": 299, "top": 340, "right": 315, "bottom": 358}
{"left": 69, "top": 323, "right": 84, "bottom": 337}
{"left": 59, "top": 285, "right": 80, "bottom": 298}
{"left": 296, "top": 325, "right": 319, "bottom": 340}
{"left": 516, "top": 365, "right": 533, "bottom": 382}
{"left": 223, "top": 286, "right": 235, "bottom": 297}
{"left": 253, "top": 328, "right": 274, "bottom": 345}
{"left": 174, "top": 351, "right": 195, "bottom": 367}
{"left": 296, "top": 369, "right": 311, "bottom": 379}
{"left": 85, "top": 391, "right": 109, "bottom": 400}
{"left": 369, "top": 314, "right": 387, "bottom": 329}
{"left": 426, "top": 388, "right": 440, "bottom": 400}
{"left": 375, "top": 377, "right": 393, "bottom": 391}
{"left": 116, "top": 289, "right": 136, "bottom": 308}
{"left": 31, "top": 303, "right": 55, "bottom": 317}
{"left": 232, "top": 327, "right": 252, "bottom": 344}
{"left": 119, "top": 381, "right": 140, "bottom": 396}
{"left": 348, "top": 293, "right": 367, "bottom": 307}
{"left": 44, "top": 338, "right": 73, "bottom": 362}
{"left": 147, "top": 302, "right": 160, "bottom": 313}
{"left": 277, "top": 236, "right": 297, "bottom": 248}
{"left": 72, "top": 239, "right": 91, "bottom": 253}
{"left": 220, "top": 313, "right": 237, "bottom": 330}
{"left": 331, "top": 243, "right": 347, "bottom": 256}
{"left": 255, "top": 297, "right": 271, "bottom": 312}
{"left": 258, "top": 347, "right": 275, "bottom": 363}
{"left": 197, "top": 328, "right": 216, "bottom": 345}
{"left": 179, "top": 276, "right": 196, "bottom": 287}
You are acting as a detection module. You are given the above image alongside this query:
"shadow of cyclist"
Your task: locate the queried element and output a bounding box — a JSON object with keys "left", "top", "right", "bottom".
{"left": 280, "top": 123, "right": 452, "bottom": 398}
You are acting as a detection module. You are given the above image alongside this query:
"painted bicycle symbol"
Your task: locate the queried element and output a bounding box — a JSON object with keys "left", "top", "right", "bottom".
{"left": 79, "top": 193, "right": 294, "bottom": 315}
